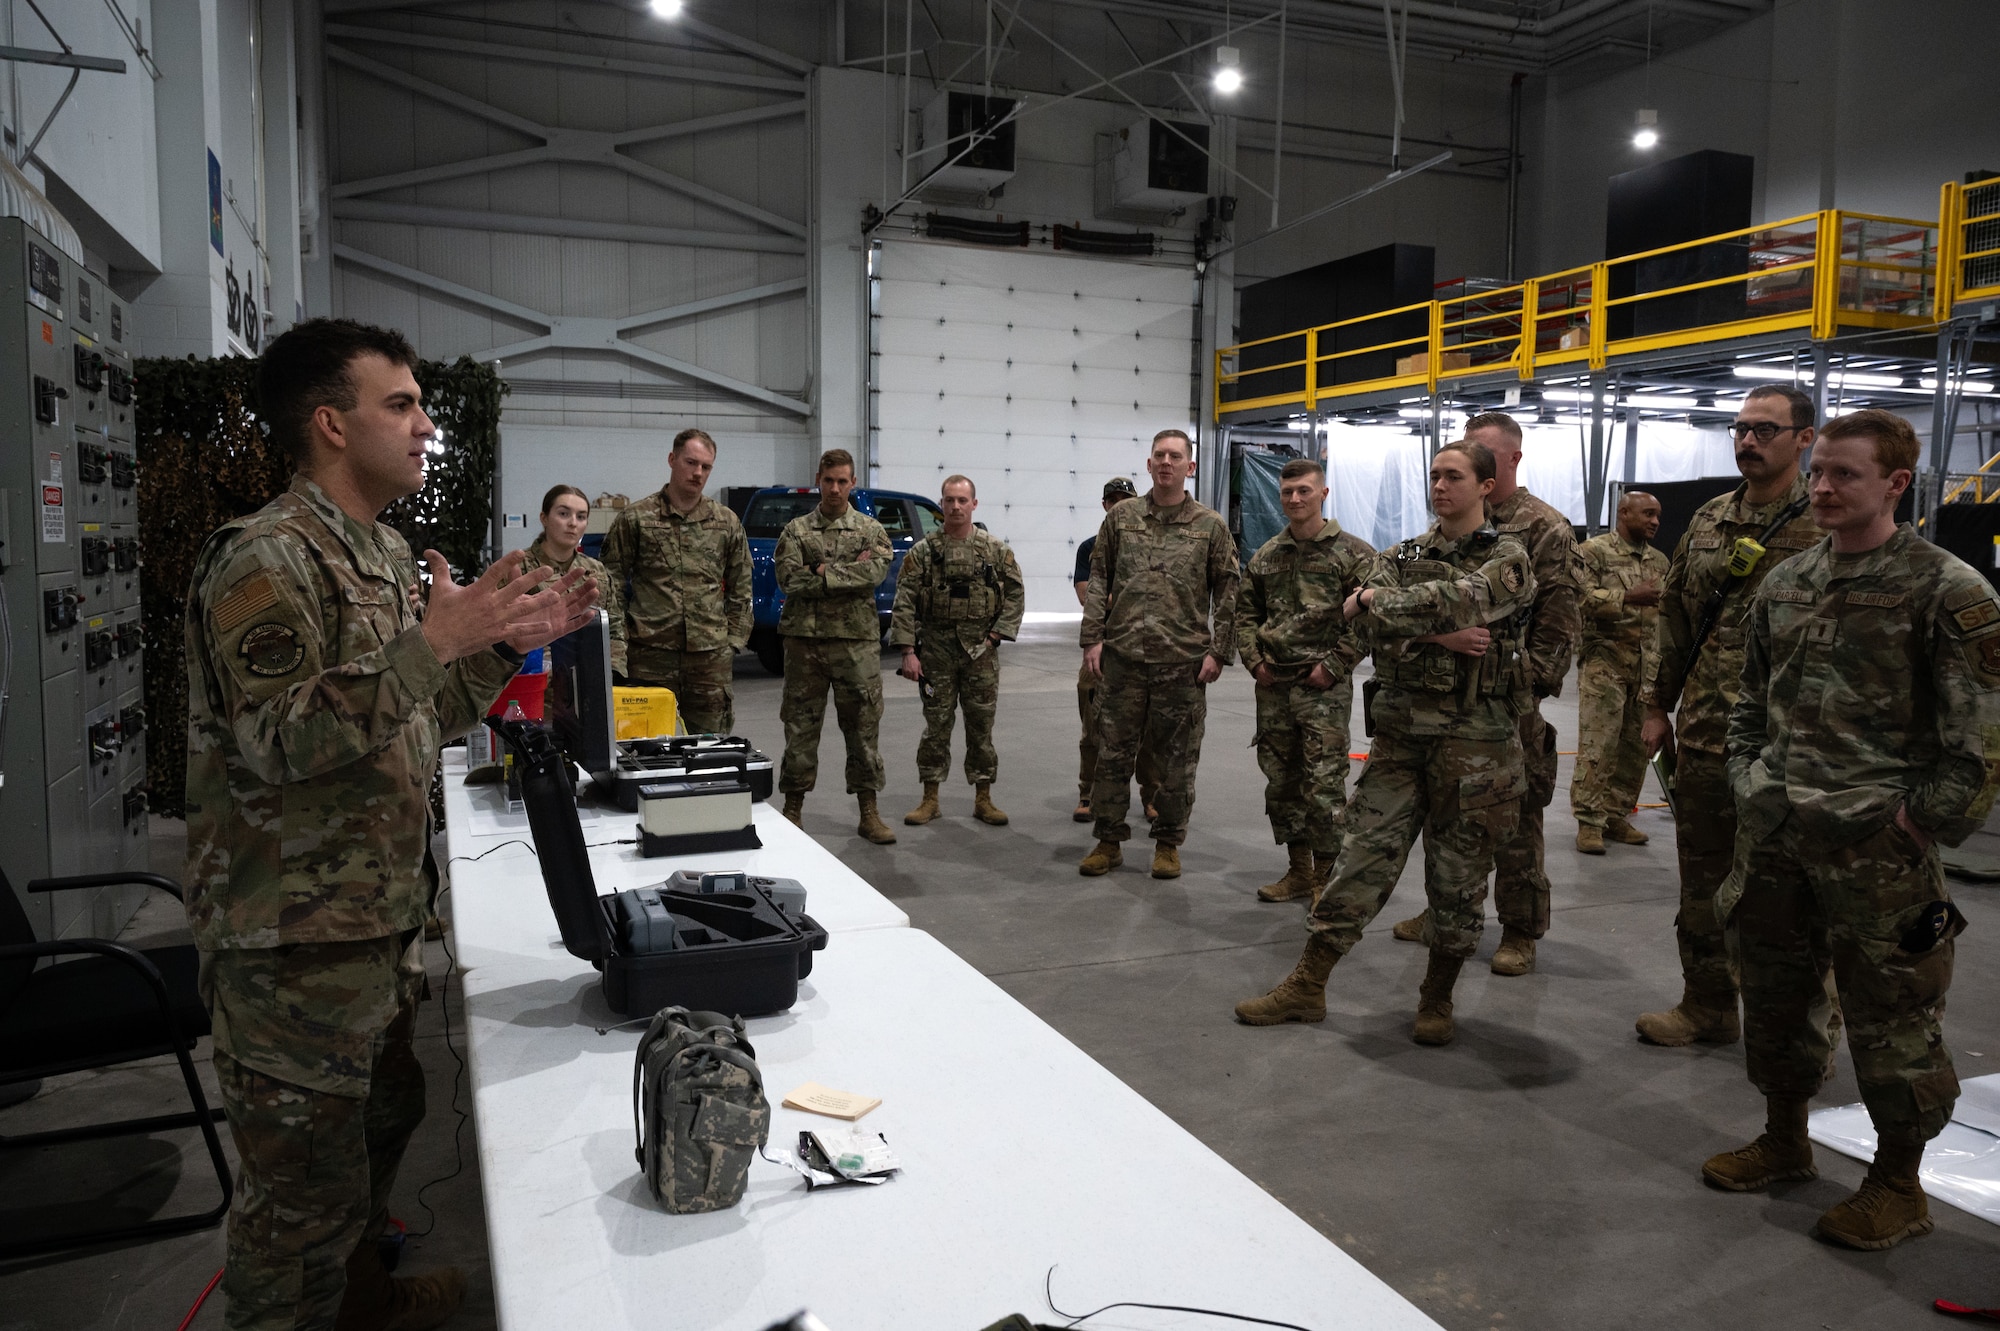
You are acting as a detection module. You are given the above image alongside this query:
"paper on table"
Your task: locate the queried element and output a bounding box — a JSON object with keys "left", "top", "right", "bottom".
{"left": 782, "top": 1081, "right": 882, "bottom": 1120}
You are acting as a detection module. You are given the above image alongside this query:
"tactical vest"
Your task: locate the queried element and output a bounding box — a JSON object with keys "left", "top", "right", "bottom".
{"left": 915, "top": 536, "right": 1004, "bottom": 625}
{"left": 1372, "top": 526, "right": 1532, "bottom": 710}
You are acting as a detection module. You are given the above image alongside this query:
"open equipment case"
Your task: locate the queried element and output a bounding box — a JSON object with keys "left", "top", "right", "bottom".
{"left": 545, "top": 611, "right": 774, "bottom": 811}
{"left": 486, "top": 716, "right": 826, "bottom": 1017}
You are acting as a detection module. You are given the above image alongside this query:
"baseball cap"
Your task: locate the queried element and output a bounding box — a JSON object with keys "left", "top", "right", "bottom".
{"left": 1102, "top": 477, "right": 1138, "bottom": 501}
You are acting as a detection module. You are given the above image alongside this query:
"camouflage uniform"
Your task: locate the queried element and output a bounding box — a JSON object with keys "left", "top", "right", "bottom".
{"left": 1235, "top": 520, "right": 1377, "bottom": 855}
{"left": 1079, "top": 494, "right": 1240, "bottom": 847}
{"left": 888, "top": 528, "right": 1026, "bottom": 784}
{"left": 1726, "top": 525, "right": 2000, "bottom": 1142}
{"left": 1485, "top": 487, "right": 1581, "bottom": 939}
{"left": 774, "top": 505, "right": 892, "bottom": 794}
{"left": 1571, "top": 531, "right": 1669, "bottom": 829}
{"left": 1074, "top": 533, "right": 1161, "bottom": 808}
{"left": 599, "top": 491, "right": 752, "bottom": 735}
{"left": 183, "top": 475, "right": 517, "bottom": 1330}
{"left": 1307, "top": 520, "right": 1535, "bottom": 956}
{"left": 1643, "top": 473, "right": 1822, "bottom": 1004}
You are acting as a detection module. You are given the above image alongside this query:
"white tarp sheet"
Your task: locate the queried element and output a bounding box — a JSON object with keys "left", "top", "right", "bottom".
{"left": 1808, "top": 1073, "right": 2000, "bottom": 1226}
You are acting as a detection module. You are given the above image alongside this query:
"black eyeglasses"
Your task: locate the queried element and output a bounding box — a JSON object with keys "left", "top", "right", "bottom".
{"left": 1728, "top": 421, "right": 1801, "bottom": 442}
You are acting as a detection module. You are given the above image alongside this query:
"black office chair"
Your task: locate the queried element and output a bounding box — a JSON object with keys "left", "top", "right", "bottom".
{"left": 0, "top": 870, "right": 233, "bottom": 1259}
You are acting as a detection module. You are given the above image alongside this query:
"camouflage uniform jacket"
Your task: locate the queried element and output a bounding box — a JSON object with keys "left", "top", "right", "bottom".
{"left": 1080, "top": 494, "right": 1240, "bottom": 665}
{"left": 518, "top": 536, "right": 623, "bottom": 661}
{"left": 888, "top": 527, "right": 1026, "bottom": 654}
{"left": 182, "top": 474, "right": 518, "bottom": 950}
{"left": 1235, "top": 519, "right": 1377, "bottom": 680}
{"left": 1487, "top": 486, "right": 1582, "bottom": 698}
{"left": 1727, "top": 524, "right": 2000, "bottom": 851}
{"left": 774, "top": 504, "right": 892, "bottom": 639}
{"left": 1643, "top": 472, "right": 1821, "bottom": 755}
{"left": 1578, "top": 531, "right": 1670, "bottom": 679}
{"left": 599, "top": 491, "right": 752, "bottom": 673}
{"left": 1359, "top": 517, "right": 1537, "bottom": 742}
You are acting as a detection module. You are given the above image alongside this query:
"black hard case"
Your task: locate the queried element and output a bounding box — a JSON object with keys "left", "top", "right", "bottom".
{"left": 488, "top": 719, "right": 826, "bottom": 1018}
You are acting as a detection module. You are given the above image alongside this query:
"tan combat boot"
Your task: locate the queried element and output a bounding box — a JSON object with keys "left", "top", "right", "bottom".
{"left": 904, "top": 782, "right": 941, "bottom": 825}
{"left": 1702, "top": 1095, "right": 1818, "bottom": 1191}
{"left": 1311, "top": 851, "right": 1338, "bottom": 908}
{"left": 1072, "top": 798, "right": 1093, "bottom": 823}
{"left": 1151, "top": 843, "right": 1181, "bottom": 879}
{"left": 1391, "top": 910, "right": 1427, "bottom": 943}
{"left": 1490, "top": 926, "right": 1537, "bottom": 976}
{"left": 973, "top": 783, "right": 1008, "bottom": 825}
{"left": 1079, "top": 840, "right": 1123, "bottom": 875}
{"left": 1636, "top": 986, "right": 1741, "bottom": 1046}
{"left": 1576, "top": 825, "right": 1606, "bottom": 854}
{"left": 1257, "top": 843, "right": 1317, "bottom": 903}
{"left": 1234, "top": 935, "right": 1341, "bottom": 1025}
{"left": 781, "top": 793, "right": 804, "bottom": 826}
{"left": 383, "top": 1267, "right": 469, "bottom": 1331}
{"left": 1605, "top": 816, "right": 1649, "bottom": 845}
{"left": 1816, "top": 1133, "right": 1934, "bottom": 1249}
{"left": 856, "top": 793, "right": 898, "bottom": 844}
{"left": 1412, "top": 951, "right": 1466, "bottom": 1045}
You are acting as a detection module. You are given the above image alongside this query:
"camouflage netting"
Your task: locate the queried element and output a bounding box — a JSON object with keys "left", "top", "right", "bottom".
{"left": 136, "top": 354, "right": 506, "bottom": 816}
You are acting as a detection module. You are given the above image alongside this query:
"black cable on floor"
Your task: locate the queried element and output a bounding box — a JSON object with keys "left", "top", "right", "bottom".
{"left": 1045, "top": 1266, "right": 1318, "bottom": 1331}
{"left": 403, "top": 882, "right": 472, "bottom": 1240}
{"left": 445, "top": 838, "right": 537, "bottom": 867}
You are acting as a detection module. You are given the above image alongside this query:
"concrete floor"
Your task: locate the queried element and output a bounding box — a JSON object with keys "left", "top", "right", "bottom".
{"left": 6, "top": 619, "right": 1999, "bottom": 1329}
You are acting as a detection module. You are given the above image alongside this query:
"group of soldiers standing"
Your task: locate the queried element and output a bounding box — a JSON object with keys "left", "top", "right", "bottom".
{"left": 173, "top": 313, "right": 1998, "bottom": 1328}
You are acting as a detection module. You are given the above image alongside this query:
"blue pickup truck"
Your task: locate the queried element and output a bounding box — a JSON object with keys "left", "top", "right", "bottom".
{"left": 742, "top": 486, "right": 945, "bottom": 675}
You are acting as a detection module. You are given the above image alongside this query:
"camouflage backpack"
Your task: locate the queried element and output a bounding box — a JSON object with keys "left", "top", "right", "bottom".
{"left": 632, "top": 1007, "right": 771, "bottom": 1213}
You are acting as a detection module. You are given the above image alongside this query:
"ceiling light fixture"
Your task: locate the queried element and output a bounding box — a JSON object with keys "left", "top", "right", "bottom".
{"left": 1633, "top": 109, "right": 1658, "bottom": 150}
{"left": 1213, "top": 45, "right": 1243, "bottom": 94}
{"left": 649, "top": 0, "right": 683, "bottom": 17}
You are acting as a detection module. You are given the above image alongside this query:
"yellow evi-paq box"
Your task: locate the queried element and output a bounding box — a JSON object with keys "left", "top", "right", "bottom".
{"left": 613, "top": 687, "right": 678, "bottom": 741}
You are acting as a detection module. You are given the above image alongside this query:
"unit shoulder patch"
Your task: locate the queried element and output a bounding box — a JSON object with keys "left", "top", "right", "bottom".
{"left": 240, "top": 622, "right": 305, "bottom": 677}
{"left": 1501, "top": 562, "right": 1527, "bottom": 594}
{"left": 1951, "top": 597, "right": 2000, "bottom": 636}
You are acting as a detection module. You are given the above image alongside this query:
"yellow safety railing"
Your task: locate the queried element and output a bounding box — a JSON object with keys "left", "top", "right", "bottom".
{"left": 1941, "top": 177, "right": 2000, "bottom": 312}
{"left": 1216, "top": 196, "right": 1947, "bottom": 421}
{"left": 1942, "top": 451, "right": 2000, "bottom": 506}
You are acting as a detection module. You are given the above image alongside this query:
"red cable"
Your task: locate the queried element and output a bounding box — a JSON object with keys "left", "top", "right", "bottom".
{"left": 175, "top": 1268, "right": 223, "bottom": 1331}
{"left": 1935, "top": 1301, "right": 2000, "bottom": 1323}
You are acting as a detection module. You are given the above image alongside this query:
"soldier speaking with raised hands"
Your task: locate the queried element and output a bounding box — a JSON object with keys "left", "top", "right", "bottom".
{"left": 889, "top": 474, "right": 1026, "bottom": 827}
{"left": 183, "top": 319, "right": 598, "bottom": 1331}
{"left": 1236, "top": 441, "right": 1534, "bottom": 1046}
{"left": 1704, "top": 409, "right": 2000, "bottom": 1251}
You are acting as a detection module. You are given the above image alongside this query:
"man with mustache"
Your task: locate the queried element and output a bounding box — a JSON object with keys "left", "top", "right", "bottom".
{"left": 1634, "top": 384, "right": 1830, "bottom": 1048}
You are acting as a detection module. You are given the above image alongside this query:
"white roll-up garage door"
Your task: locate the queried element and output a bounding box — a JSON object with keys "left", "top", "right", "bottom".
{"left": 873, "top": 239, "right": 1198, "bottom": 613}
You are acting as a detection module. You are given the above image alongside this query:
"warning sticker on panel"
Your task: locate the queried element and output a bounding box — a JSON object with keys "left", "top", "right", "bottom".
{"left": 41, "top": 484, "right": 64, "bottom": 543}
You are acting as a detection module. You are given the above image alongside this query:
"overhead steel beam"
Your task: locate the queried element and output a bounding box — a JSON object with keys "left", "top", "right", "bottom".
{"left": 330, "top": 199, "right": 808, "bottom": 254}
{"left": 325, "top": 24, "right": 808, "bottom": 93}
{"left": 334, "top": 244, "right": 811, "bottom": 417}
{"left": 327, "top": 42, "right": 806, "bottom": 237}
{"left": 670, "top": 13, "right": 814, "bottom": 75}
{"left": 0, "top": 44, "right": 124, "bottom": 72}
{"left": 333, "top": 102, "right": 804, "bottom": 201}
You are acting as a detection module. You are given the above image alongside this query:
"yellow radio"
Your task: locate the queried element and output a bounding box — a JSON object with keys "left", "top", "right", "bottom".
{"left": 1727, "top": 537, "right": 1766, "bottom": 578}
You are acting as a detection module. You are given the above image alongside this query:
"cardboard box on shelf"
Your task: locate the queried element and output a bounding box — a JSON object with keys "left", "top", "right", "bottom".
{"left": 1557, "top": 326, "right": 1589, "bottom": 350}
{"left": 1395, "top": 350, "right": 1474, "bottom": 377}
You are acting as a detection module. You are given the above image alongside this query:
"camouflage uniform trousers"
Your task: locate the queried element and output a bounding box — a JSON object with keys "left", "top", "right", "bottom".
{"left": 1490, "top": 705, "right": 1557, "bottom": 938}
{"left": 1090, "top": 648, "right": 1206, "bottom": 847}
{"left": 628, "top": 644, "right": 736, "bottom": 736}
{"left": 1671, "top": 747, "right": 1745, "bottom": 1002}
{"left": 1078, "top": 661, "right": 1161, "bottom": 808}
{"left": 199, "top": 931, "right": 425, "bottom": 1331}
{"left": 915, "top": 635, "right": 1001, "bottom": 785}
{"left": 779, "top": 636, "right": 886, "bottom": 795}
{"left": 1309, "top": 726, "right": 1524, "bottom": 959}
{"left": 1254, "top": 673, "right": 1353, "bottom": 856}
{"left": 1570, "top": 655, "right": 1648, "bottom": 829}
{"left": 1737, "top": 819, "right": 1948, "bottom": 1139}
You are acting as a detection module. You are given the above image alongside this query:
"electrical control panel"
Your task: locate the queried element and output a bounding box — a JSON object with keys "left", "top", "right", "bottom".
{"left": 0, "top": 218, "right": 149, "bottom": 944}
